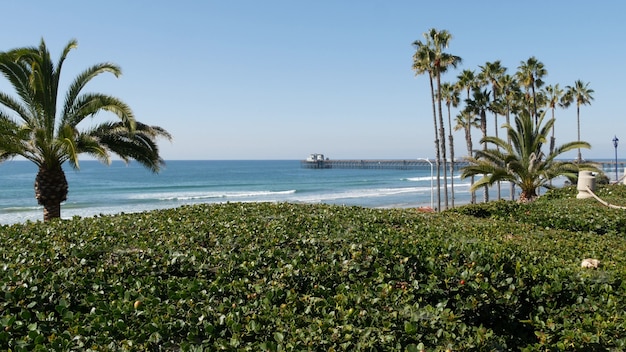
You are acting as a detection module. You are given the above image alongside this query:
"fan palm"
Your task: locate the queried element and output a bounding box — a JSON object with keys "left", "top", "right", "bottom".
{"left": 455, "top": 69, "right": 478, "bottom": 203}
{"left": 456, "top": 69, "right": 477, "bottom": 102}
{"left": 0, "top": 39, "right": 171, "bottom": 221}
{"left": 544, "top": 84, "right": 565, "bottom": 156}
{"left": 413, "top": 29, "right": 462, "bottom": 211}
{"left": 478, "top": 61, "right": 506, "bottom": 140}
{"left": 454, "top": 109, "right": 480, "bottom": 204}
{"left": 516, "top": 57, "right": 547, "bottom": 125}
{"left": 428, "top": 29, "right": 461, "bottom": 210}
{"left": 440, "top": 82, "right": 460, "bottom": 207}
{"left": 498, "top": 74, "right": 523, "bottom": 200}
{"left": 412, "top": 41, "right": 442, "bottom": 211}
{"left": 461, "top": 111, "right": 594, "bottom": 202}
{"left": 563, "top": 80, "right": 594, "bottom": 162}
{"left": 465, "top": 88, "right": 491, "bottom": 202}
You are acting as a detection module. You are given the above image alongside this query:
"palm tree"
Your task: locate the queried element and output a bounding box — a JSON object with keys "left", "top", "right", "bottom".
{"left": 456, "top": 69, "right": 477, "bottom": 102}
{"left": 479, "top": 61, "right": 508, "bottom": 200}
{"left": 455, "top": 69, "right": 478, "bottom": 203}
{"left": 498, "top": 74, "right": 522, "bottom": 200}
{"left": 461, "top": 111, "right": 595, "bottom": 201}
{"left": 430, "top": 29, "right": 462, "bottom": 209}
{"left": 454, "top": 109, "right": 480, "bottom": 203}
{"left": 0, "top": 39, "right": 172, "bottom": 221}
{"left": 465, "top": 88, "right": 491, "bottom": 202}
{"left": 412, "top": 41, "right": 442, "bottom": 211}
{"left": 487, "top": 98, "right": 508, "bottom": 199}
{"left": 413, "top": 28, "right": 461, "bottom": 211}
{"left": 516, "top": 57, "right": 547, "bottom": 125}
{"left": 427, "top": 29, "right": 462, "bottom": 210}
{"left": 440, "top": 82, "right": 460, "bottom": 207}
{"left": 478, "top": 61, "right": 506, "bottom": 138}
{"left": 544, "top": 84, "right": 565, "bottom": 156}
{"left": 563, "top": 80, "right": 594, "bottom": 162}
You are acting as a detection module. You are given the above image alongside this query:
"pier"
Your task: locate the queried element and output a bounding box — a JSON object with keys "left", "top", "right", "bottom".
{"left": 301, "top": 158, "right": 626, "bottom": 171}
{"left": 597, "top": 161, "right": 626, "bottom": 170}
{"left": 300, "top": 159, "right": 469, "bottom": 170}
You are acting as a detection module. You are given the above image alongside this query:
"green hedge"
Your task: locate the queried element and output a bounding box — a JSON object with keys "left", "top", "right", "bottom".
{"left": 452, "top": 184, "right": 626, "bottom": 236}
{"left": 1, "top": 194, "right": 626, "bottom": 350}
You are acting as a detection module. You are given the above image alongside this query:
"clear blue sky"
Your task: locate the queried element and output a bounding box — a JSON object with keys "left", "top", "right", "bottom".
{"left": 1, "top": 1, "right": 625, "bottom": 160}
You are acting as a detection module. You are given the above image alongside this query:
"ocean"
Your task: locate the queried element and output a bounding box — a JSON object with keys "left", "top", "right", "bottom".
{"left": 0, "top": 159, "right": 475, "bottom": 225}
{"left": 3, "top": 157, "right": 620, "bottom": 225}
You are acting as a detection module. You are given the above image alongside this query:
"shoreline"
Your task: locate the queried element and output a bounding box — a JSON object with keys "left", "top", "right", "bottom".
{"left": 2, "top": 195, "right": 486, "bottom": 226}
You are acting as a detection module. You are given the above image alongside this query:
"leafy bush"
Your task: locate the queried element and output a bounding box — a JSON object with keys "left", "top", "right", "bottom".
{"left": 453, "top": 184, "right": 626, "bottom": 236}
{"left": 1, "top": 200, "right": 626, "bottom": 350}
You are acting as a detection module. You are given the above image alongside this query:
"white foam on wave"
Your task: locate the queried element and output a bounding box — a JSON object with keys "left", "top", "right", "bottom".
{"left": 405, "top": 176, "right": 433, "bottom": 182}
{"left": 292, "top": 186, "right": 432, "bottom": 203}
{"left": 405, "top": 175, "right": 464, "bottom": 182}
{"left": 130, "top": 189, "right": 297, "bottom": 202}
{"left": 2, "top": 205, "right": 42, "bottom": 212}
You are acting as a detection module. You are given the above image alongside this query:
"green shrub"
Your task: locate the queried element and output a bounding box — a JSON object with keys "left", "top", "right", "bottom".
{"left": 452, "top": 185, "right": 626, "bottom": 236}
{"left": 1, "top": 201, "right": 626, "bottom": 350}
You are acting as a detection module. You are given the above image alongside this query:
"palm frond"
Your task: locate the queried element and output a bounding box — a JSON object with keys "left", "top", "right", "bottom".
{"left": 461, "top": 107, "right": 592, "bottom": 201}
{"left": 0, "top": 91, "right": 34, "bottom": 126}
{"left": 60, "top": 62, "right": 121, "bottom": 123}
{"left": 0, "top": 54, "right": 41, "bottom": 127}
{"left": 63, "top": 93, "right": 136, "bottom": 130}
{"left": 86, "top": 121, "right": 170, "bottom": 173}
{"left": 71, "top": 133, "right": 110, "bottom": 168}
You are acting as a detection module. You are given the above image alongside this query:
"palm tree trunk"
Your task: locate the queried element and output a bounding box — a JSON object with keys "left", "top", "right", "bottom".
{"left": 35, "top": 166, "right": 69, "bottom": 221}
{"left": 465, "top": 89, "right": 476, "bottom": 204}
{"left": 577, "top": 106, "right": 582, "bottom": 162}
{"left": 428, "top": 74, "right": 441, "bottom": 211}
{"left": 494, "top": 112, "right": 501, "bottom": 200}
{"left": 447, "top": 104, "right": 455, "bottom": 208}
{"left": 506, "top": 107, "right": 515, "bottom": 201}
{"left": 464, "top": 126, "right": 476, "bottom": 204}
{"left": 531, "top": 83, "right": 538, "bottom": 126}
{"left": 480, "top": 111, "right": 489, "bottom": 203}
{"left": 549, "top": 108, "right": 556, "bottom": 187}
{"left": 434, "top": 140, "right": 441, "bottom": 211}
{"left": 43, "top": 203, "right": 62, "bottom": 221}
{"left": 520, "top": 188, "right": 538, "bottom": 203}
{"left": 436, "top": 71, "right": 449, "bottom": 210}
{"left": 550, "top": 108, "right": 556, "bottom": 156}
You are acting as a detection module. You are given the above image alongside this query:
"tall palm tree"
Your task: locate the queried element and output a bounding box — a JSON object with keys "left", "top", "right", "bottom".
{"left": 440, "top": 82, "right": 460, "bottom": 207}
{"left": 412, "top": 41, "right": 442, "bottom": 211}
{"left": 0, "top": 39, "right": 171, "bottom": 221}
{"left": 479, "top": 61, "right": 507, "bottom": 200}
{"left": 455, "top": 69, "right": 478, "bottom": 203}
{"left": 563, "top": 80, "right": 594, "bottom": 162}
{"left": 498, "top": 74, "right": 522, "bottom": 200}
{"left": 425, "top": 28, "right": 461, "bottom": 210}
{"left": 516, "top": 57, "right": 547, "bottom": 125}
{"left": 479, "top": 61, "right": 506, "bottom": 139}
{"left": 488, "top": 98, "right": 509, "bottom": 199}
{"left": 413, "top": 28, "right": 461, "bottom": 210}
{"left": 456, "top": 69, "right": 477, "bottom": 102}
{"left": 465, "top": 88, "right": 491, "bottom": 202}
{"left": 461, "top": 111, "right": 595, "bottom": 201}
{"left": 544, "top": 84, "right": 565, "bottom": 156}
{"left": 454, "top": 109, "right": 480, "bottom": 204}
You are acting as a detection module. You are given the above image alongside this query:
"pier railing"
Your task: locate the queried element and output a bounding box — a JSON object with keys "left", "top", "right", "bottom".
{"left": 301, "top": 159, "right": 626, "bottom": 171}
{"left": 300, "top": 159, "right": 469, "bottom": 170}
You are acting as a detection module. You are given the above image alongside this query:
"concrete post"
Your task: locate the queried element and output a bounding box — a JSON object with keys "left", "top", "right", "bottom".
{"left": 577, "top": 171, "right": 596, "bottom": 199}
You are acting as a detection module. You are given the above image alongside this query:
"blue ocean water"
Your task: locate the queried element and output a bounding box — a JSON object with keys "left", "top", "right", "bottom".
{"left": 0, "top": 160, "right": 475, "bottom": 225}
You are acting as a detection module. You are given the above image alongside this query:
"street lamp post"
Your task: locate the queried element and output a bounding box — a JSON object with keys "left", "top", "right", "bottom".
{"left": 418, "top": 158, "right": 434, "bottom": 210}
{"left": 613, "top": 136, "right": 619, "bottom": 182}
